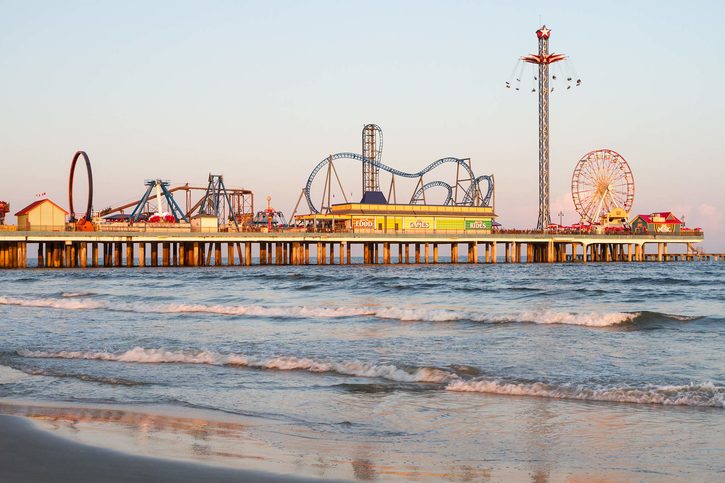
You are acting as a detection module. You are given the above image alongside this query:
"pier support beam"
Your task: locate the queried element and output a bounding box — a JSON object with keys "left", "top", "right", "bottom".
{"left": 126, "top": 242, "right": 134, "bottom": 268}
{"left": 165, "top": 243, "right": 172, "bottom": 266}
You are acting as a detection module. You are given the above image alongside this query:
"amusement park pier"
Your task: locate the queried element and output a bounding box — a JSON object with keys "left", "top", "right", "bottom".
{"left": 0, "top": 228, "right": 712, "bottom": 270}
{"left": 0, "top": 25, "right": 716, "bottom": 269}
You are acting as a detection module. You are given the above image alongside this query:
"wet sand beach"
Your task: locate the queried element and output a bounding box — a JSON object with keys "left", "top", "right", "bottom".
{"left": 0, "top": 413, "right": 326, "bottom": 483}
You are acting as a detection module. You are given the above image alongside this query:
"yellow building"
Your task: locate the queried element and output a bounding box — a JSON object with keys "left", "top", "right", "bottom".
{"left": 296, "top": 203, "right": 497, "bottom": 233}
{"left": 15, "top": 199, "right": 68, "bottom": 231}
{"left": 191, "top": 214, "right": 219, "bottom": 232}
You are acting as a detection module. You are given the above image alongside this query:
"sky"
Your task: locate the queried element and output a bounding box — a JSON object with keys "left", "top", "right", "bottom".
{"left": 1, "top": 0, "right": 723, "bottom": 249}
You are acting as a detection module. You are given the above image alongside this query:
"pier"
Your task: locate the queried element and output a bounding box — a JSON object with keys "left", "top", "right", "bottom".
{"left": 0, "top": 230, "right": 714, "bottom": 269}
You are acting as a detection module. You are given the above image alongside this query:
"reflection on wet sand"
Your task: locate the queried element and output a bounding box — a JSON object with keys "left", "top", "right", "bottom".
{"left": 0, "top": 401, "right": 495, "bottom": 481}
{"left": 0, "top": 398, "right": 715, "bottom": 482}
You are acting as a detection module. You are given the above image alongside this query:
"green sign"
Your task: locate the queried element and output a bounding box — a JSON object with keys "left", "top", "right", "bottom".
{"left": 465, "top": 219, "right": 492, "bottom": 230}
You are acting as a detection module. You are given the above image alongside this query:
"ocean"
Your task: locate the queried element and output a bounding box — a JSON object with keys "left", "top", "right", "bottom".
{"left": 1, "top": 261, "right": 723, "bottom": 481}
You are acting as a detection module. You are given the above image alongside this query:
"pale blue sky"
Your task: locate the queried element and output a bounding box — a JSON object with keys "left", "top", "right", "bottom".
{"left": 1, "top": 1, "right": 723, "bottom": 248}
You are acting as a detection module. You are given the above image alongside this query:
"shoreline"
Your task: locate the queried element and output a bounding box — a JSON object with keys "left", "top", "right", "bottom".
{"left": 0, "top": 412, "right": 331, "bottom": 483}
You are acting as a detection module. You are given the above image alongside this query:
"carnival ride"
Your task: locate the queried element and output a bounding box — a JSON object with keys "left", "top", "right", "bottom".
{"left": 128, "top": 179, "right": 189, "bottom": 223}
{"left": 100, "top": 176, "right": 253, "bottom": 227}
{"left": 293, "top": 124, "right": 495, "bottom": 217}
{"left": 194, "top": 174, "right": 242, "bottom": 230}
{"left": 508, "top": 25, "right": 581, "bottom": 230}
{"left": 0, "top": 201, "right": 9, "bottom": 225}
{"left": 68, "top": 150, "right": 95, "bottom": 231}
{"left": 252, "top": 195, "right": 287, "bottom": 230}
{"left": 571, "top": 149, "right": 635, "bottom": 224}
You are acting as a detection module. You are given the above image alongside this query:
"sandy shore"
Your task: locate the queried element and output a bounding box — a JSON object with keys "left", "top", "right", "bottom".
{"left": 0, "top": 414, "right": 326, "bottom": 483}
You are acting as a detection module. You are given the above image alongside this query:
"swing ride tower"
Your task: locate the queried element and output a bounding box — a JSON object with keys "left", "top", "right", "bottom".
{"left": 521, "top": 26, "right": 567, "bottom": 230}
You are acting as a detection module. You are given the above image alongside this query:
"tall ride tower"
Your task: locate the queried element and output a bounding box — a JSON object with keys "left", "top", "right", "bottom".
{"left": 521, "top": 26, "right": 567, "bottom": 230}
{"left": 361, "top": 124, "right": 383, "bottom": 197}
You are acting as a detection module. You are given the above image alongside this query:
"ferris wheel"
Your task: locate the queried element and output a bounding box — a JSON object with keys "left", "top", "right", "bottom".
{"left": 571, "top": 149, "right": 635, "bottom": 224}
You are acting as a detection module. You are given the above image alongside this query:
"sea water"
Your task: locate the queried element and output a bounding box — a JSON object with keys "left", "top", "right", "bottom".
{"left": 1, "top": 262, "right": 723, "bottom": 480}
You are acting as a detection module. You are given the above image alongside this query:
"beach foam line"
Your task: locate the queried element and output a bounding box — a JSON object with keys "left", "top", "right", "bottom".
{"left": 16, "top": 348, "right": 457, "bottom": 384}
{"left": 148, "top": 305, "right": 642, "bottom": 326}
{"left": 0, "top": 296, "right": 104, "bottom": 310}
{"left": 1, "top": 295, "right": 694, "bottom": 327}
{"left": 446, "top": 379, "right": 725, "bottom": 407}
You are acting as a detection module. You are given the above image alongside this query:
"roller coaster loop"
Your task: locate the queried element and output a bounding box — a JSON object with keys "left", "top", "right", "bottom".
{"left": 68, "top": 150, "right": 93, "bottom": 222}
{"left": 304, "top": 152, "right": 493, "bottom": 214}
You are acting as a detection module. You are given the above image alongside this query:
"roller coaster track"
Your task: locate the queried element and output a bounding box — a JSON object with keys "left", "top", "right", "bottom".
{"left": 304, "top": 153, "right": 494, "bottom": 214}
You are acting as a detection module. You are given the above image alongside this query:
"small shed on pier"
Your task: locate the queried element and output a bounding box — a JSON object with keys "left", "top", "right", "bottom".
{"left": 630, "top": 212, "right": 682, "bottom": 235}
{"left": 15, "top": 199, "right": 68, "bottom": 231}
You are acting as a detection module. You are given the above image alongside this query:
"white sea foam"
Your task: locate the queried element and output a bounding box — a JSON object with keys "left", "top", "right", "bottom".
{"left": 0, "top": 296, "right": 104, "bottom": 310}
{"left": 17, "top": 348, "right": 457, "bottom": 384}
{"left": 149, "top": 304, "right": 637, "bottom": 327}
{"left": 151, "top": 303, "right": 375, "bottom": 319}
{"left": 494, "top": 311, "right": 639, "bottom": 327}
{"left": 0, "top": 295, "right": 648, "bottom": 327}
{"left": 446, "top": 379, "right": 725, "bottom": 407}
{"left": 61, "top": 292, "right": 96, "bottom": 298}
{"left": 0, "top": 364, "right": 30, "bottom": 384}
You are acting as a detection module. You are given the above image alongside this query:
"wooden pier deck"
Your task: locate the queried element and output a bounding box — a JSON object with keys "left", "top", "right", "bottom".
{"left": 0, "top": 230, "right": 714, "bottom": 269}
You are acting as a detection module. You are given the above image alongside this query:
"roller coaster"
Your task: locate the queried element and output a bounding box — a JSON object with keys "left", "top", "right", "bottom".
{"left": 298, "top": 125, "right": 494, "bottom": 215}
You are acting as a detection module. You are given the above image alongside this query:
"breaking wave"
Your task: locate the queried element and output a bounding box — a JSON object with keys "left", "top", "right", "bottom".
{"left": 61, "top": 292, "right": 97, "bottom": 298}
{"left": 15, "top": 348, "right": 723, "bottom": 407}
{"left": 0, "top": 295, "right": 700, "bottom": 327}
{"left": 0, "top": 296, "right": 104, "bottom": 310}
{"left": 16, "top": 348, "right": 457, "bottom": 384}
{"left": 446, "top": 379, "right": 725, "bottom": 407}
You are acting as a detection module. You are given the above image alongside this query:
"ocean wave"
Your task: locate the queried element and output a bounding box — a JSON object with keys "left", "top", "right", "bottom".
{"left": 22, "top": 367, "right": 144, "bottom": 386}
{"left": 446, "top": 379, "right": 725, "bottom": 407}
{"left": 151, "top": 303, "right": 376, "bottom": 319}
{"left": 148, "top": 304, "right": 639, "bottom": 326}
{"left": 61, "top": 292, "right": 97, "bottom": 298}
{"left": 0, "top": 296, "right": 104, "bottom": 310}
{"left": 17, "top": 348, "right": 457, "bottom": 384}
{"left": 0, "top": 295, "right": 701, "bottom": 328}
